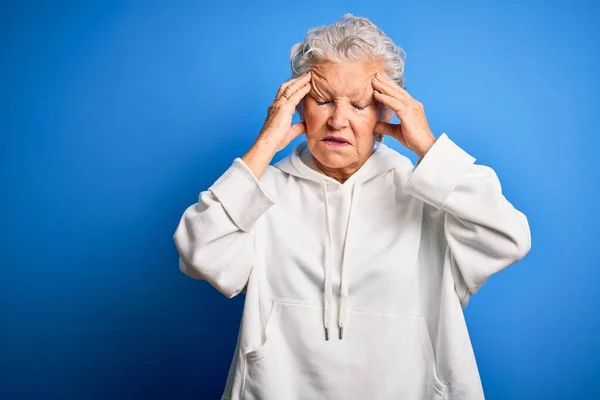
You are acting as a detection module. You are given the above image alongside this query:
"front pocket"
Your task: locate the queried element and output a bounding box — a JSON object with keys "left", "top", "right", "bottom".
{"left": 242, "top": 299, "right": 447, "bottom": 400}
{"left": 240, "top": 300, "right": 282, "bottom": 400}
{"left": 243, "top": 303, "right": 276, "bottom": 364}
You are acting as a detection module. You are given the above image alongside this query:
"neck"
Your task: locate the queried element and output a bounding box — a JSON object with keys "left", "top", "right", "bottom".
{"left": 312, "top": 149, "right": 375, "bottom": 184}
{"left": 314, "top": 162, "right": 356, "bottom": 184}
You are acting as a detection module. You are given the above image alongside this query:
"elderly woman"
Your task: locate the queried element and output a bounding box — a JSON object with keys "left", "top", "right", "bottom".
{"left": 173, "top": 13, "right": 531, "bottom": 400}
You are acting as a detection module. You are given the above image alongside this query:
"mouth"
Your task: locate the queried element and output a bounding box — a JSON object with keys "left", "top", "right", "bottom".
{"left": 322, "top": 136, "right": 350, "bottom": 147}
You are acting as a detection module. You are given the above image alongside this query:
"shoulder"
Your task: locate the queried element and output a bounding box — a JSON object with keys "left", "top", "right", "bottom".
{"left": 376, "top": 145, "right": 417, "bottom": 189}
{"left": 256, "top": 165, "right": 293, "bottom": 200}
{"left": 376, "top": 146, "right": 444, "bottom": 220}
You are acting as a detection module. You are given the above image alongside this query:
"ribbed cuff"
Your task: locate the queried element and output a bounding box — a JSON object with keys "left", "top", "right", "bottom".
{"left": 209, "top": 158, "right": 275, "bottom": 232}
{"left": 405, "top": 133, "right": 476, "bottom": 210}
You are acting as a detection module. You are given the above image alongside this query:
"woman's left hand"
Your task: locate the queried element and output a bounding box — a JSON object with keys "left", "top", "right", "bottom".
{"left": 372, "top": 73, "right": 437, "bottom": 159}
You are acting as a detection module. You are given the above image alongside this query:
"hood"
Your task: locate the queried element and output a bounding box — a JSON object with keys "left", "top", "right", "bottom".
{"left": 273, "top": 141, "right": 400, "bottom": 341}
{"left": 274, "top": 140, "right": 398, "bottom": 185}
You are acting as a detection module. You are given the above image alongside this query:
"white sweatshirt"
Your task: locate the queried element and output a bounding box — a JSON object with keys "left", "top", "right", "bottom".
{"left": 173, "top": 133, "right": 531, "bottom": 400}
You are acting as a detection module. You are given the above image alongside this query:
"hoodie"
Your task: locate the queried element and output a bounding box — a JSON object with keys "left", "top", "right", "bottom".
{"left": 173, "top": 133, "right": 531, "bottom": 400}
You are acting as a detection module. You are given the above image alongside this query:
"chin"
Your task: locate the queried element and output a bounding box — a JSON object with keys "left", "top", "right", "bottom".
{"left": 312, "top": 143, "right": 356, "bottom": 168}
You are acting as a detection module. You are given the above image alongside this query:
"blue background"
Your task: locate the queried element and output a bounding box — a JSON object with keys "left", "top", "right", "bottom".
{"left": 2, "top": 0, "right": 598, "bottom": 399}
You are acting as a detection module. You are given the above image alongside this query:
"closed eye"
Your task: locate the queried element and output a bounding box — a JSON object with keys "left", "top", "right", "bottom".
{"left": 316, "top": 100, "right": 368, "bottom": 111}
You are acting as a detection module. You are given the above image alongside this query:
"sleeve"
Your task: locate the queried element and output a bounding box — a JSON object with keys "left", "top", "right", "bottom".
{"left": 173, "top": 158, "right": 276, "bottom": 298}
{"left": 404, "top": 133, "right": 532, "bottom": 307}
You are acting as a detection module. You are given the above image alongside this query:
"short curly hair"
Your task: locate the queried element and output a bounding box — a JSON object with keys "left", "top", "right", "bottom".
{"left": 290, "top": 13, "right": 407, "bottom": 120}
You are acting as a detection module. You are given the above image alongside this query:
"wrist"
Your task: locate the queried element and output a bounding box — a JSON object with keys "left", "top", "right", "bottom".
{"left": 254, "top": 134, "right": 281, "bottom": 154}
{"left": 415, "top": 136, "right": 436, "bottom": 159}
{"left": 242, "top": 139, "right": 278, "bottom": 180}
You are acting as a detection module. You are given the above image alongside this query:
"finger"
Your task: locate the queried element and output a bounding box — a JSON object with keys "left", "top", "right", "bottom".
{"left": 276, "top": 72, "right": 312, "bottom": 100}
{"left": 286, "top": 82, "right": 311, "bottom": 106}
{"left": 373, "top": 90, "right": 408, "bottom": 116}
{"left": 373, "top": 73, "right": 410, "bottom": 99}
{"left": 279, "top": 72, "right": 312, "bottom": 101}
{"left": 374, "top": 121, "right": 400, "bottom": 136}
{"left": 275, "top": 77, "right": 301, "bottom": 100}
{"left": 375, "top": 121, "right": 408, "bottom": 147}
{"left": 372, "top": 77, "right": 407, "bottom": 102}
{"left": 289, "top": 121, "right": 307, "bottom": 139}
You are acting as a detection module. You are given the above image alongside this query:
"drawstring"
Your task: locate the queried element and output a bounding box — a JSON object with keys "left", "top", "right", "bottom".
{"left": 338, "top": 180, "right": 361, "bottom": 339}
{"left": 321, "top": 179, "right": 363, "bottom": 341}
{"left": 322, "top": 181, "right": 334, "bottom": 341}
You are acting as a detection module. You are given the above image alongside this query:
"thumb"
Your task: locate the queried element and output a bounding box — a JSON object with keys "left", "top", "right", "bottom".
{"left": 289, "top": 121, "right": 307, "bottom": 139}
{"left": 374, "top": 121, "right": 399, "bottom": 136}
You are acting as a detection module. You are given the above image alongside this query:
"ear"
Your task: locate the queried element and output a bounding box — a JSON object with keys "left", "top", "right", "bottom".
{"left": 296, "top": 105, "right": 304, "bottom": 121}
{"left": 377, "top": 103, "right": 394, "bottom": 123}
{"left": 297, "top": 99, "right": 306, "bottom": 121}
{"left": 383, "top": 108, "right": 393, "bottom": 122}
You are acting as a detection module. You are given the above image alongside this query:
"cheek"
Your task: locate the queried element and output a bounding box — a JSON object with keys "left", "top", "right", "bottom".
{"left": 352, "top": 109, "right": 379, "bottom": 133}
{"left": 303, "top": 106, "right": 325, "bottom": 142}
{"left": 304, "top": 105, "right": 328, "bottom": 126}
{"left": 304, "top": 103, "right": 379, "bottom": 139}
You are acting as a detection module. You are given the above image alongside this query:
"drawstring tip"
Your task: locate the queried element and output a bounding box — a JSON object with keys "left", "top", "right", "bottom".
{"left": 339, "top": 327, "right": 344, "bottom": 340}
{"left": 325, "top": 327, "right": 330, "bottom": 341}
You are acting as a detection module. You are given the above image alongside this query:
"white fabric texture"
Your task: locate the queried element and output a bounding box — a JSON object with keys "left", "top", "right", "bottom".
{"left": 173, "top": 133, "right": 531, "bottom": 400}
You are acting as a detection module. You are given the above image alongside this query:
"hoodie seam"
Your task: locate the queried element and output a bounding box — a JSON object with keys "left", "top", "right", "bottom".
{"left": 271, "top": 297, "right": 429, "bottom": 317}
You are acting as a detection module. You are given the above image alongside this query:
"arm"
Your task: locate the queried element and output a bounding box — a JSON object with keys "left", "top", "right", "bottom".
{"left": 405, "top": 133, "right": 531, "bottom": 307}
{"left": 173, "top": 157, "right": 275, "bottom": 298}
{"left": 174, "top": 71, "right": 310, "bottom": 297}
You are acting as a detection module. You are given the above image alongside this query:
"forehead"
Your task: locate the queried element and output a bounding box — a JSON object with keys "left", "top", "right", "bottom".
{"left": 311, "top": 59, "right": 382, "bottom": 97}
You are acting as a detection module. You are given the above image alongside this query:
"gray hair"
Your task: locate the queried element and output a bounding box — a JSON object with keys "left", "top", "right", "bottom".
{"left": 290, "top": 13, "right": 407, "bottom": 120}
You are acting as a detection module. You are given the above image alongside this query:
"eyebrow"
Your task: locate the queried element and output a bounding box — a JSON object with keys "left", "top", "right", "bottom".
{"left": 316, "top": 85, "right": 370, "bottom": 101}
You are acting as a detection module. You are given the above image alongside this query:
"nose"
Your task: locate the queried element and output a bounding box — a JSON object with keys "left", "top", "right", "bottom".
{"left": 327, "top": 102, "right": 350, "bottom": 131}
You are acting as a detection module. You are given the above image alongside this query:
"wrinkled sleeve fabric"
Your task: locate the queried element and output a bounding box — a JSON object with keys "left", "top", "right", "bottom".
{"left": 173, "top": 158, "right": 275, "bottom": 298}
{"left": 405, "top": 133, "right": 531, "bottom": 307}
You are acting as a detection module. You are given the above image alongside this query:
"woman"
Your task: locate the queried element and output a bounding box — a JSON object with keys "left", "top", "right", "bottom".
{"left": 173, "top": 13, "right": 531, "bottom": 400}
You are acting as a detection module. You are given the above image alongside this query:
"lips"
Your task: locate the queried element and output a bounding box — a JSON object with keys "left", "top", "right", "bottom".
{"left": 323, "top": 136, "right": 350, "bottom": 144}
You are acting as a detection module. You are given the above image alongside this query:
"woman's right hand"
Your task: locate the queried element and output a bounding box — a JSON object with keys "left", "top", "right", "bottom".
{"left": 241, "top": 72, "right": 312, "bottom": 180}
{"left": 256, "top": 71, "right": 312, "bottom": 153}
